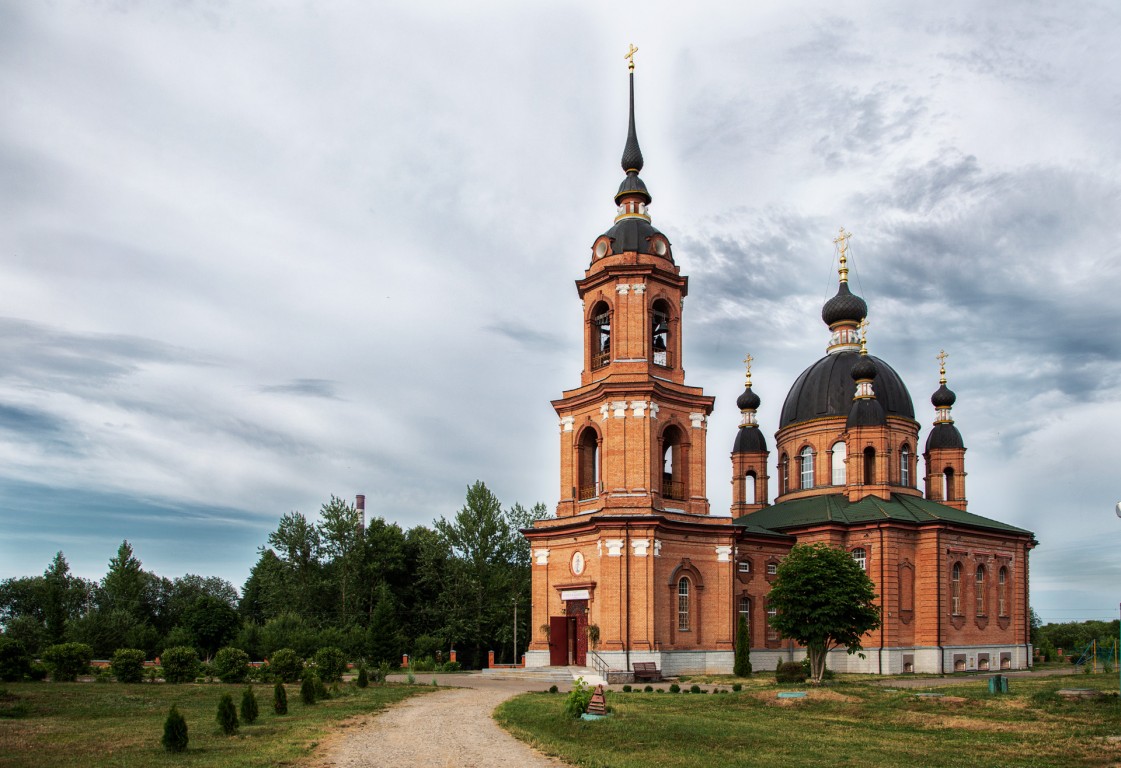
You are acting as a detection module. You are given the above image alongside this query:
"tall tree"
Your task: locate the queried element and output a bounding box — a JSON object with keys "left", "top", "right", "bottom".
{"left": 768, "top": 543, "right": 881, "bottom": 683}
{"left": 317, "top": 496, "right": 363, "bottom": 625}
{"left": 267, "top": 512, "right": 322, "bottom": 619}
{"left": 100, "top": 541, "right": 150, "bottom": 623}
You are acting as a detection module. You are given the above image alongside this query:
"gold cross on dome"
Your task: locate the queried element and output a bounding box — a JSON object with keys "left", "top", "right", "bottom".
{"left": 743, "top": 353, "right": 754, "bottom": 386}
{"left": 858, "top": 318, "right": 869, "bottom": 352}
{"left": 937, "top": 349, "right": 949, "bottom": 382}
{"left": 833, "top": 227, "right": 853, "bottom": 281}
{"left": 625, "top": 43, "right": 639, "bottom": 72}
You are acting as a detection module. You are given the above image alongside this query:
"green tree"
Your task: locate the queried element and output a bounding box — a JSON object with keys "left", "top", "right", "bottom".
{"left": 240, "top": 686, "right": 259, "bottom": 725}
{"left": 273, "top": 680, "right": 288, "bottom": 714}
{"left": 268, "top": 512, "right": 322, "bottom": 618}
{"left": 216, "top": 692, "right": 239, "bottom": 735}
{"left": 0, "top": 638, "right": 33, "bottom": 682}
{"left": 313, "top": 646, "right": 347, "bottom": 683}
{"left": 265, "top": 647, "right": 304, "bottom": 683}
{"left": 160, "top": 646, "right": 200, "bottom": 684}
{"left": 734, "top": 613, "right": 752, "bottom": 677}
{"left": 111, "top": 648, "right": 146, "bottom": 683}
{"left": 317, "top": 496, "right": 363, "bottom": 625}
{"left": 161, "top": 706, "right": 189, "bottom": 752}
{"left": 767, "top": 543, "right": 881, "bottom": 684}
{"left": 100, "top": 541, "right": 149, "bottom": 622}
{"left": 42, "top": 642, "right": 93, "bottom": 682}
{"left": 212, "top": 646, "right": 250, "bottom": 683}
{"left": 181, "top": 595, "right": 240, "bottom": 657}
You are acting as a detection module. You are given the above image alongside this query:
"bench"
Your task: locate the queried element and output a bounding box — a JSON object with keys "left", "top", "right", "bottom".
{"left": 633, "top": 661, "right": 662, "bottom": 682}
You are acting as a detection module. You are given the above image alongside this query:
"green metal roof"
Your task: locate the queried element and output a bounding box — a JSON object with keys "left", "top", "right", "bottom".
{"left": 733, "top": 493, "right": 1034, "bottom": 539}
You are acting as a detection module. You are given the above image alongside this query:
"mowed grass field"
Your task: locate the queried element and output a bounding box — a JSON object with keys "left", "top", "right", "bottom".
{"left": 495, "top": 673, "right": 1121, "bottom": 768}
{"left": 0, "top": 681, "right": 430, "bottom": 768}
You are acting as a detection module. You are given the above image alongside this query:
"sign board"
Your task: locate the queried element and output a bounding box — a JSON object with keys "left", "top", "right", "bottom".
{"left": 561, "top": 589, "right": 590, "bottom": 601}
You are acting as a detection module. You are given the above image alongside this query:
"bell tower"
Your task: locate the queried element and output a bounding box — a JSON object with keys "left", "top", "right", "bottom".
{"left": 553, "top": 56, "right": 714, "bottom": 518}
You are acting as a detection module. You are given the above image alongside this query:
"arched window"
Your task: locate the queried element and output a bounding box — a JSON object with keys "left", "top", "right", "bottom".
{"left": 863, "top": 447, "right": 876, "bottom": 485}
{"left": 577, "top": 428, "right": 599, "bottom": 500}
{"left": 766, "top": 603, "right": 778, "bottom": 641}
{"left": 900, "top": 444, "right": 911, "bottom": 487}
{"left": 590, "top": 301, "right": 611, "bottom": 370}
{"left": 662, "top": 425, "right": 686, "bottom": 501}
{"left": 951, "top": 562, "right": 962, "bottom": 615}
{"left": 651, "top": 299, "right": 671, "bottom": 367}
{"left": 831, "top": 441, "right": 847, "bottom": 485}
{"left": 943, "top": 467, "right": 955, "bottom": 500}
{"left": 780, "top": 454, "right": 789, "bottom": 494}
{"left": 851, "top": 547, "right": 867, "bottom": 571}
{"left": 738, "top": 595, "right": 751, "bottom": 621}
{"left": 899, "top": 563, "right": 915, "bottom": 613}
{"left": 799, "top": 446, "right": 814, "bottom": 489}
{"left": 975, "top": 565, "right": 986, "bottom": 616}
{"left": 677, "top": 577, "right": 690, "bottom": 631}
{"left": 998, "top": 567, "right": 1008, "bottom": 617}
{"left": 743, "top": 471, "right": 756, "bottom": 505}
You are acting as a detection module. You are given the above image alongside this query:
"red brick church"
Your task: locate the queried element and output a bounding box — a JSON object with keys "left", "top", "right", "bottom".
{"left": 523, "top": 61, "right": 1036, "bottom": 676}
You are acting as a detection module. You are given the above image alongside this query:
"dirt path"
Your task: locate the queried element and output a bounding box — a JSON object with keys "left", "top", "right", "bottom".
{"left": 309, "top": 676, "right": 569, "bottom": 768}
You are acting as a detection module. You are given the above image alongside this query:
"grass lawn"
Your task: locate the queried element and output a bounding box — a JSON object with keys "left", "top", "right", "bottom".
{"left": 495, "top": 673, "right": 1121, "bottom": 768}
{"left": 0, "top": 680, "right": 431, "bottom": 768}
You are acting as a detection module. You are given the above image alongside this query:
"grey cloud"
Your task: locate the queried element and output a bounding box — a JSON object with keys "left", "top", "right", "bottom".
{"left": 485, "top": 320, "right": 562, "bottom": 349}
{"left": 258, "top": 379, "right": 341, "bottom": 399}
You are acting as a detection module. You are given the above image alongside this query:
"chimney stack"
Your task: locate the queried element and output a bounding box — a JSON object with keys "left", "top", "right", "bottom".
{"left": 356, "top": 494, "right": 366, "bottom": 532}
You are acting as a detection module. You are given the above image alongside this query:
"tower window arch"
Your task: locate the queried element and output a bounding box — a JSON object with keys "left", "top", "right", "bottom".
{"left": 943, "top": 467, "right": 955, "bottom": 500}
{"left": 831, "top": 441, "right": 846, "bottom": 485}
{"left": 951, "top": 562, "right": 962, "bottom": 615}
{"left": 863, "top": 447, "right": 876, "bottom": 485}
{"left": 780, "top": 453, "right": 789, "bottom": 494}
{"left": 799, "top": 446, "right": 814, "bottom": 490}
{"left": 738, "top": 595, "right": 751, "bottom": 625}
{"left": 900, "top": 444, "right": 911, "bottom": 487}
{"left": 590, "top": 300, "right": 611, "bottom": 370}
{"left": 677, "top": 577, "right": 690, "bottom": 631}
{"left": 577, "top": 428, "right": 600, "bottom": 500}
{"left": 851, "top": 547, "right": 867, "bottom": 571}
{"left": 998, "top": 567, "right": 1008, "bottom": 617}
{"left": 651, "top": 298, "right": 672, "bottom": 367}
{"left": 661, "top": 425, "right": 686, "bottom": 501}
{"left": 975, "top": 565, "right": 986, "bottom": 616}
{"left": 743, "top": 471, "right": 756, "bottom": 505}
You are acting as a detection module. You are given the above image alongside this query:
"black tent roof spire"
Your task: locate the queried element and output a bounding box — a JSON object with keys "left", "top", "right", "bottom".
{"left": 615, "top": 44, "right": 651, "bottom": 205}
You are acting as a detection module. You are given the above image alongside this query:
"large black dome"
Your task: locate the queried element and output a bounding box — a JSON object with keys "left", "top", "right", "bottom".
{"left": 780, "top": 350, "right": 915, "bottom": 427}
{"left": 925, "top": 423, "right": 964, "bottom": 451}
{"left": 733, "top": 426, "right": 767, "bottom": 453}
{"left": 600, "top": 217, "right": 668, "bottom": 257}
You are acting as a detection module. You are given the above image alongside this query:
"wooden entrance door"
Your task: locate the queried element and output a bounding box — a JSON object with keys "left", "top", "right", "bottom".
{"left": 549, "top": 616, "right": 568, "bottom": 666}
{"left": 566, "top": 600, "right": 588, "bottom": 666}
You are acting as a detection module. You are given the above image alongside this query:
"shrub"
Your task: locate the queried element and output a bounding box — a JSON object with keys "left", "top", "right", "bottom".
{"left": 314, "top": 675, "right": 329, "bottom": 700}
{"left": 111, "top": 649, "right": 146, "bottom": 684}
{"left": 0, "top": 639, "right": 32, "bottom": 682}
{"left": 213, "top": 647, "right": 250, "bottom": 684}
{"left": 216, "top": 693, "right": 238, "bottom": 735}
{"left": 622, "top": 684, "right": 632, "bottom": 693}
{"left": 240, "top": 687, "right": 259, "bottom": 725}
{"left": 273, "top": 681, "right": 288, "bottom": 715}
{"left": 300, "top": 673, "right": 317, "bottom": 705}
{"left": 161, "top": 706, "right": 188, "bottom": 753}
{"left": 734, "top": 613, "right": 752, "bottom": 677}
{"left": 439, "top": 661, "right": 462, "bottom": 673}
{"left": 266, "top": 648, "right": 303, "bottom": 683}
{"left": 732, "top": 683, "right": 742, "bottom": 692}
{"left": 377, "top": 660, "right": 392, "bottom": 684}
{"left": 644, "top": 685, "right": 653, "bottom": 693}
{"left": 548, "top": 684, "right": 558, "bottom": 694}
{"left": 27, "top": 662, "right": 48, "bottom": 682}
{"left": 356, "top": 666, "right": 369, "bottom": 688}
{"left": 161, "top": 646, "right": 200, "bottom": 684}
{"left": 95, "top": 667, "right": 112, "bottom": 683}
{"left": 690, "top": 684, "right": 701, "bottom": 694}
{"left": 313, "top": 646, "right": 347, "bottom": 683}
{"left": 412, "top": 655, "right": 436, "bottom": 673}
{"left": 776, "top": 661, "right": 806, "bottom": 683}
{"left": 798, "top": 658, "right": 834, "bottom": 681}
{"left": 563, "top": 677, "right": 593, "bottom": 718}
{"left": 42, "top": 643, "right": 93, "bottom": 682}
{"left": 669, "top": 683, "right": 680, "bottom": 693}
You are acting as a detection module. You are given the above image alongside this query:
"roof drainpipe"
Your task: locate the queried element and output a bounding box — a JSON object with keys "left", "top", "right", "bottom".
{"left": 879, "top": 527, "right": 885, "bottom": 675}
{"left": 937, "top": 528, "right": 943, "bottom": 675}
{"left": 625, "top": 524, "right": 631, "bottom": 673}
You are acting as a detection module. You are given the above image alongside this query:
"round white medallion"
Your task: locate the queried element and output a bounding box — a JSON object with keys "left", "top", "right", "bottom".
{"left": 595, "top": 240, "right": 608, "bottom": 259}
{"left": 653, "top": 239, "right": 667, "bottom": 256}
{"left": 571, "top": 551, "right": 585, "bottom": 575}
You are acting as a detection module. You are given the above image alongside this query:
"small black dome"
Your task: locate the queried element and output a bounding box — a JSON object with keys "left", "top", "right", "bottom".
{"left": 851, "top": 354, "right": 877, "bottom": 381}
{"left": 931, "top": 384, "right": 957, "bottom": 408}
{"left": 600, "top": 217, "right": 668, "bottom": 257}
{"left": 925, "top": 423, "right": 964, "bottom": 450}
{"left": 821, "top": 282, "right": 868, "bottom": 327}
{"left": 736, "top": 386, "right": 761, "bottom": 411}
{"left": 733, "top": 425, "right": 767, "bottom": 453}
{"left": 615, "top": 172, "right": 651, "bottom": 204}
{"left": 780, "top": 351, "right": 915, "bottom": 427}
{"left": 847, "top": 397, "right": 886, "bottom": 428}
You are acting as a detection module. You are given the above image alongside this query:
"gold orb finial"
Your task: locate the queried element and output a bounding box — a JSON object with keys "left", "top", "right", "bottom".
{"left": 625, "top": 43, "right": 639, "bottom": 72}
{"left": 743, "top": 353, "right": 754, "bottom": 387}
{"left": 833, "top": 227, "right": 853, "bottom": 283}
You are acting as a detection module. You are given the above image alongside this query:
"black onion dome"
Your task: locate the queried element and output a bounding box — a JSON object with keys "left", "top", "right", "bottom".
{"left": 821, "top": 282, "right": 868, "bottom": 327}
{"left": 926, "top": 423, "right": 964, "bottom": 451}
{"left": 847, "top": 397, "right": 886, "bottom": 428}
{"left": 851, "top": 354, "right": 877, "bottom": 381}
{"left": 736, "top": 386, "right": 761, "bottom": 411}
{"left": 733, "top": 424, "right": 768, "bottom": 453}
{"left": 931, "top": 383, "right": 957, "bottom": 408}
{"left": 600, "top": 217, "right": 668, "bottom": 256}
{"left": 615, "top": 173, "right": 651, "bottom": 204}
{"left": 780, "top": 351, "right": 915, "bottom": 427}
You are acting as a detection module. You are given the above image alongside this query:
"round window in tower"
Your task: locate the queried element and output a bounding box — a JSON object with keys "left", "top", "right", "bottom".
{"left": 652, "top": 239, "right": 667, "bottom": 256}
{"left": 571, "top": 551, "right": 585, "bottom": 576}
{"left": 594, "top": 240, "right": 609, "bottom": 259}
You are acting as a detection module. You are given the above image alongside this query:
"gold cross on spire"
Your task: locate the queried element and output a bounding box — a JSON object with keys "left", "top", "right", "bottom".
{"left": 625, "top": 43, "right": 639, "bottom": 72}
{"left": 937, "top": 349, "right": 948, "bottom": 384}
{"left": 743, "top": 353, "right": 754, "bottom": 387}
{"left": 833, "top": 227, "right": 853, "bottom": 283}
{"left": 858, "top": 318, "right": 869, "bottom": 354}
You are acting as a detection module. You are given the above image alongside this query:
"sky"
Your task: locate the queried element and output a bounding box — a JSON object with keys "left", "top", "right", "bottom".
{"left": 1, "top": 0, "right": 1118, "bottom": 625}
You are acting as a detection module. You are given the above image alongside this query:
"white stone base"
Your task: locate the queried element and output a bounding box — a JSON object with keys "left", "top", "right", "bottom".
{"left": 522, "top": 649, "right": 733, "bottom": 676}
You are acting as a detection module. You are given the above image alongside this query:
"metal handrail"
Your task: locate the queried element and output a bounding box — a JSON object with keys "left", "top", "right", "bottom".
{"left": 587, "top": 649, "right": 611, "bottom": 677}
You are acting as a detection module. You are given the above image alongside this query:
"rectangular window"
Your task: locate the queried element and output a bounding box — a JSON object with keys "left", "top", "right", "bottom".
{"left": 766, "top": 606, "right": 778, "bottom": 641}
{"left": 677, "top": 579, "right": 689, "bottom": 631}
{"left": 738, "top": 560, "right": 751, "bottom": 574}
{"left": 766, "top": 562, "right": 777, "bottom": 576}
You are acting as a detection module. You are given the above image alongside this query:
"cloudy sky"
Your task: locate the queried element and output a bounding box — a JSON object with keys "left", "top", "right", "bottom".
{"left": 1, "top": 1, "right": 1118, "bottom": 624}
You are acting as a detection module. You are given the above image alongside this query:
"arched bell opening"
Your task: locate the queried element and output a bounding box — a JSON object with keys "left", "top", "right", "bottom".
{"left": 577, "top": 427, "right": 601, "bottom": 501}
{"left": 651, "top": 298, "right": 672, "bottom": 367}
{"left": 589, "top": 300, "right": 611, "bottom": 370}
{"left": 661, "top": 424, "right": 687, "bottom": 501}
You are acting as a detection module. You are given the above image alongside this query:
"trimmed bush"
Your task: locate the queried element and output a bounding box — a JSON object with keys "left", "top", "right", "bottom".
{"left": 161, "top": 706, "right": 189, "bottom": 753}
{"left": 273, "top": 681, "right": 288, "bottom": 715}
{"left": 669, "top": 683, "right": 681, "bottom": 693}
{"left": 161, "top": 646, "right": 200, "bottom": 684}
{"left": 314, "top": 675, "right": 329, "bottom": 700}
{"left": 690, "top": 684, "right": 701, "bottom": 694}
{"left": 734, "top": 613, "right": 752, "bottom": 677}
{"left": 776, "top": 661, "right": 806, "bottom": 683}
{"left": 27, "top": 662, "right": 48, "bottom": 682}
{"left": 548, "top": 684, "right": 558, "bottom": 694}
{"left": 313, "top": 646, "right": 347, "bottom": 683}
{"left": 644, "top": 685, "right": 653, "bottom": 692}
{"left": 213, "top": 647, "right": 250, "bottom": 684}
{"left": 240, "top": 686, "right": 259, "bottom": 725}
{"left": 622, "top": 684, "right": 632, "bottom": 693}
{"left": 0, "top": 639, "right": 32, "bottom": 682}
{"left": 266, "top": 648, "right": 303, "bottom": 683}
{"left": 439, "top": 661, "right": 462, "bottom": 673}
{"left": 732, "top": 682, "right": 742, "bottom": 692}
{"left": 356, "top": 666, "right": 369, "bottom": 688}
{"left": 216, "top": 693, "right": 238, "bottom": 735}
{"left": 300, "top": 673, "right": 317, "bottom": 705}
{"left": 42, "top": 643, "right": 93, "bottom": 682}
{"left": 111, "top": 648, "right": 146, "bottom": 683}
